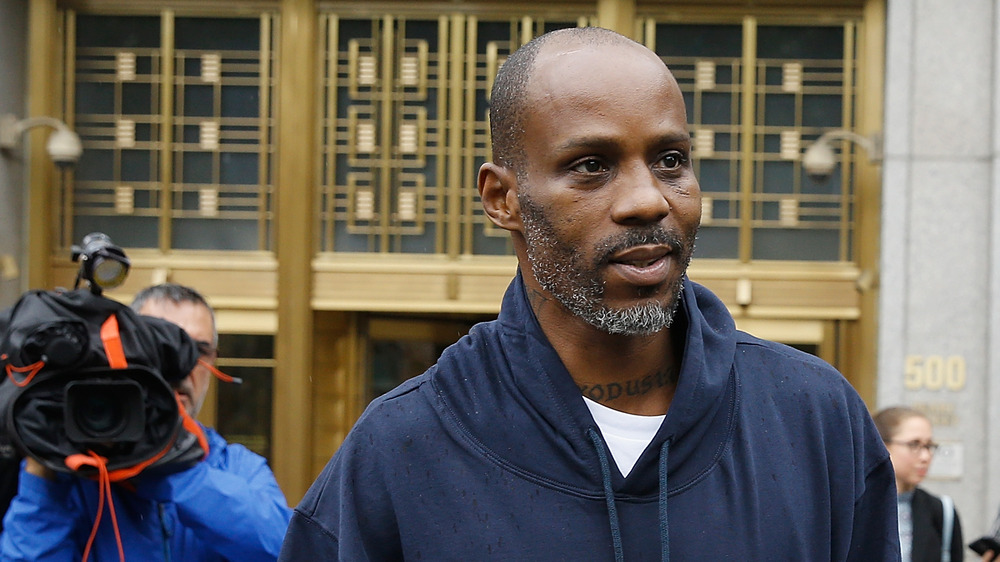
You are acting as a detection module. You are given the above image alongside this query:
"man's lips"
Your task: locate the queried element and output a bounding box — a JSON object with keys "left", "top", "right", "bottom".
{"left": 608, "top": 245, "right": 673, "bottom": 285}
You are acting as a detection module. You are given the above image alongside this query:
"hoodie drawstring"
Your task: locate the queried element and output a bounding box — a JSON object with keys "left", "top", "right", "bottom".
{"left": 659, "top": 439, "right": 671, "bottom": 562}
{"left": 587, "top": 429, "right": 672, "bottom": 562}
{"left": 587, "top": 428, "right": 624, "bottom": 562}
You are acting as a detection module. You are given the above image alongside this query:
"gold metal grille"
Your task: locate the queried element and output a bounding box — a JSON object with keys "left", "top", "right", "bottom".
{"left": 67, "top": 32, "right": 165, "bottom": 243}
{"left": 642, "top": 16, "right": 862, "bottom": 262}
{"left": 61, "top": 7, "right": 864, "bottom": 264}
{"left": 63, "top": 12, "right": 278, "bottom": 252}
{"left": 316, "top": 14, "right": 587, "bottom": 256}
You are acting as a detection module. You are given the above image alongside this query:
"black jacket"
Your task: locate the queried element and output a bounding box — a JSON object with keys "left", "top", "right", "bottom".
{"left": 911, "top": 487, "right": 963, "bottom": 562}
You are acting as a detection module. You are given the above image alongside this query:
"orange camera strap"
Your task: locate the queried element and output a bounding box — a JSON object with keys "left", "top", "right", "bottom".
{"left": 65, "top": 451, "right": 125, "bottom": 562}
{"left": 99, "top": 314, "right": 127, "bottom": 369}
{"left": 199, "top": 358, "right": 242, "bottom": 384}
{"left": 2, "top": 357, "right": 45, "bottom": 387}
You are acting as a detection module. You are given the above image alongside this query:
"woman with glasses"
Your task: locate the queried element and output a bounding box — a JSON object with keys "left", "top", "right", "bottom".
{"left": 875, "top": 406, "right": 963, "bottom": 562}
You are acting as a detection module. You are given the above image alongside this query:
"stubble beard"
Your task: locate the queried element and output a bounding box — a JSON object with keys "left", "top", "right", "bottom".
{"left": 519, "top": 194, "right": 695, "bottom": 336}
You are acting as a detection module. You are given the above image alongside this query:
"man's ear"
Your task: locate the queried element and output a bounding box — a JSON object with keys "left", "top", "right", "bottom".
{"left": 478, "top": 162, "right": 521, "bottom": 231}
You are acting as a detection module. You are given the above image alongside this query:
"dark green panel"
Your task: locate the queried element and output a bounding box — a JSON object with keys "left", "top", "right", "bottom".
{"left": 172, "top": 218, "right": 258, "bottom": 250}
{"left": 752, "top": 228, "right": 840, "bottom": 261}
{"left": 656, "top": 23, "right": 743, "bottom": 57}
{"left": 757, "top": 25, "right": 843, "bottom": 60}
{"left": 76, "top": 15, "right": 160, "bottom": 48}
{"left": 74, "top": 216, "right": 159, "bottom": 249}
{"left": 121, "top": 150, "right": 152, "bottom": 182}
{"left": 693, "top": 227, "right": 739, "bottom": 259}
{"left": 175, "top": 17, "right": 260, "bottom": 51}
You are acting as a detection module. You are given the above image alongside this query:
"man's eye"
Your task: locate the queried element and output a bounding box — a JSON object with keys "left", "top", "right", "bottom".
{"left": 659, "top": 151, "right": 686, "bottom": 170}
{"left": 572, "top": 159, "right": 605, "bottom": 173}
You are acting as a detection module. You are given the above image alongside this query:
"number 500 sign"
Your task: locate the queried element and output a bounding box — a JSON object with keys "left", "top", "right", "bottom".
{"left": 904, "top": 355, "right": 966, "bottom": 391}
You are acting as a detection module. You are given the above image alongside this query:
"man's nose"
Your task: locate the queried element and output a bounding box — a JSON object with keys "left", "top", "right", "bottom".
{"left": 610, "top": 164, "right": 671, "bottom": 225}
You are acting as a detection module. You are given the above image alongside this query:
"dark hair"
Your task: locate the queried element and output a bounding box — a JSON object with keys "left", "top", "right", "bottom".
{"left": 872, "top": 406, "right": 927, "bottom": 443}
{"left": 488, "top": 26, "right": 640, "bottom": 173}
{"left": 131, "top": 283, "right": 216, "bottom": 344}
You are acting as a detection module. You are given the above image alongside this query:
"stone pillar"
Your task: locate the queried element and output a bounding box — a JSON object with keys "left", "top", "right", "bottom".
{"left": 597, "top": 0, "right": 635, "bottom": 37}
{"left": 0, "top": 0, "right": 28, "bottom": 308}
{"left": 879, "top": 0, "right": 1000, "bottom": 538}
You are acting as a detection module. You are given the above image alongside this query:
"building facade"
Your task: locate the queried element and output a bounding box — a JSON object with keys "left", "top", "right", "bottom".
{"left": 1, "top": 0, "right": 998, "bottom": 546}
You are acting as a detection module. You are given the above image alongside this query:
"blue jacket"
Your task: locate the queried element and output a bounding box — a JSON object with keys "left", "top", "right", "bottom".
{"left": 280, "top": 274, "right": 900, "bottom": 561}
{"left": 1, "top": 425, "right": 291, "bottom": 561}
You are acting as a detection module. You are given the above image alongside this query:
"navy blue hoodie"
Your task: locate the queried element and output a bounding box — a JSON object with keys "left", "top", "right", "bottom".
{"left": 281, "top": 274, "right": 899, "bottom": 561}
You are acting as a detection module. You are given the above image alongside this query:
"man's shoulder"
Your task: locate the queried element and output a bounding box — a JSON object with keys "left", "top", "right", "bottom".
{"left": 199, "top": 425, "right": 273, "bottom": 472}
{"left": 735, "top": 331, "right": 842, "bottom": 376}
{"left": 346, "top": 372, "right": 439, "bottom": 436}
{"left": 200, "top": 424, "right": 231, "bottom": 452}
{"left": 732, "top": 331, "right": 863, "bottom": 408}
{"left": 732, "top": 332, "right": 882, "bottom": 451}
{"left": 360, "top": 320, "right": 501, "bottom": 421}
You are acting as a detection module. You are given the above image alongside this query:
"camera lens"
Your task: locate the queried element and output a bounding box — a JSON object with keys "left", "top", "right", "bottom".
{"left": 64, "top": 379, "right": 146, "bottom": 443}
{"left": 73, "top": 393, "right": 124, "bottom": 436}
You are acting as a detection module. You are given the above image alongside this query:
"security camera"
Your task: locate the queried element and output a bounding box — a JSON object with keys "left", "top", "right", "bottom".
{"left": 801, "top": 130, "right": 882, "bottom": 183}
{"left": 0, "top": 113, "right": 83, "bottom": 168}
{"left": 802, "top": 140, "right": 837, "bottom": 183}
{"left": 46, "top": 128, "right": 83, "bottom": 168}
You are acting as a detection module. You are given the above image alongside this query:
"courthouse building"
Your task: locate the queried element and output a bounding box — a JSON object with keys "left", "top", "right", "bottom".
{"left": 1, "top": 0, "right": 998, "bottom": 541}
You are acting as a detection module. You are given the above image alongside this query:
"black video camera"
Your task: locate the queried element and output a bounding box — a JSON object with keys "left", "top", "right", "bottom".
{"left": 0, "top": 234, "right": 207, "bottom": 478}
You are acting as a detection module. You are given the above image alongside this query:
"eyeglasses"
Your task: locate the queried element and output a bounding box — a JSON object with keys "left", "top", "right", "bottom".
{"left": 888, "top": 440, "right": 940, "bottom": 454}
{"left": 195, "top": 340, "right": 218, "bottom": 359}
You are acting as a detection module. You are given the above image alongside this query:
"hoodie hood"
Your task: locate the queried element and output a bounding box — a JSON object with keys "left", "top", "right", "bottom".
{"left": 429, "top": 271, "right": 738, "bottom": 498}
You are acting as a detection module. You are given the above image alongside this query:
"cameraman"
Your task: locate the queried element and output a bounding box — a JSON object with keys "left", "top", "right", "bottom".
{"left": 0, "top": 283, "right": 291, "bottom": 561}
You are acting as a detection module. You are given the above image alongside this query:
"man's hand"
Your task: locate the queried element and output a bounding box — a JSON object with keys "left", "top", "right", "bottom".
{"left": 984, "top": 550, "right": 996, "bottom": 562}
{"left": 24, "top": 457, "right": 56, "bottom": 480}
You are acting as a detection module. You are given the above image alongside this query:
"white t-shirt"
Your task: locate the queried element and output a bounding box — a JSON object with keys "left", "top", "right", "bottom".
{"left": 583, "top": 397, "right": 665, "bottom": 477}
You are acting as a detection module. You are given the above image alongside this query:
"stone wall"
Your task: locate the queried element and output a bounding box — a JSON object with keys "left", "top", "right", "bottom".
{"left": 879, "top": 0, "right": 1000, "bottom": 544}
{"left": 0, "top": 0, "right": 27, "bottom": 309}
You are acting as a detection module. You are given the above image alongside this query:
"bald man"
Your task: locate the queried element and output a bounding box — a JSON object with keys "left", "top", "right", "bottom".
{"left": 280, "top": 27, "right": 899, "bottom": 561}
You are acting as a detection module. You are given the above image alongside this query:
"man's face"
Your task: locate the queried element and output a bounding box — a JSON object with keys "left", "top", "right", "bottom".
{"left": 137, "top": 299, "right": 215, "bottom": 418}
{"left": 513, "top": 41, "right": 701, "bottom": 335}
